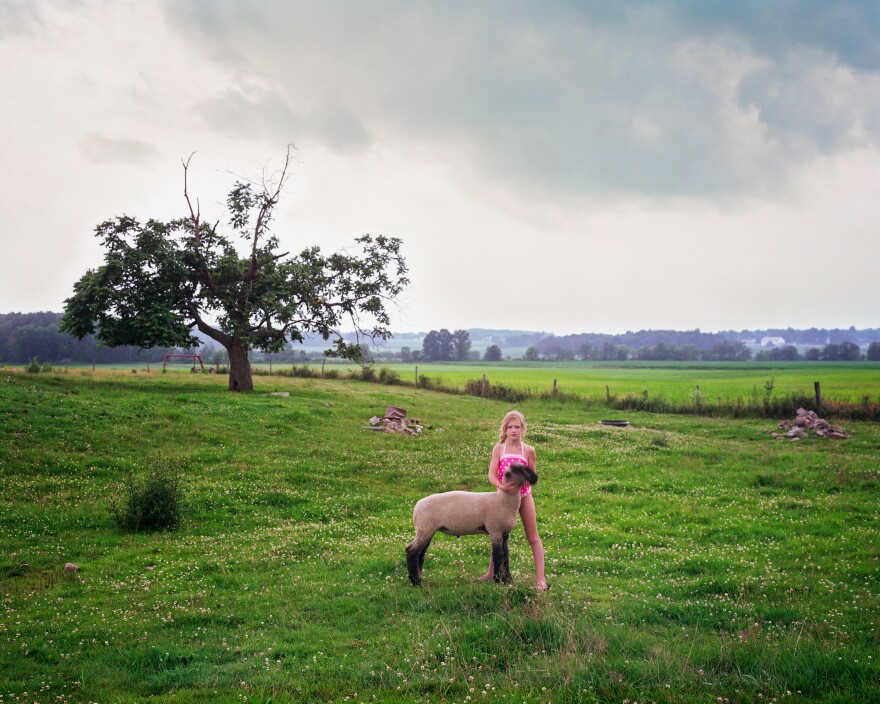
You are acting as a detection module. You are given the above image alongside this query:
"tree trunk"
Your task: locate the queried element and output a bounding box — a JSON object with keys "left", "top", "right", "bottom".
{"left": 227, "top": 342, "right": 253, "bottom": 392}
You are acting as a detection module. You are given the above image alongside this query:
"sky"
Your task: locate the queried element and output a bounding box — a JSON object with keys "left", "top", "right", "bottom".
{"left": 1, "top": 0, "right": 878, "bottom": 336}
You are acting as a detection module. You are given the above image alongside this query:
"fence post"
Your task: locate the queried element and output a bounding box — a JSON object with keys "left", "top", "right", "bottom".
{"left": 695, "top": 385, "right": 701, "bottom": 409}
{"left": 147, "top": 362, "right": 150, "bottom": 373}
{"left": 605, "top": 384, "right": 610, "bottom": 402}
{"left": 482, "top": 373, "right": 487, "bottom": 397}
{"left": 415, "top": 365, "right": 419, "bottom": 387}
{"left": 814, "top": 381, "right": 821, "bottom": 409}
{"left": 552, "top": 379, "right": 558, "bottom": 396}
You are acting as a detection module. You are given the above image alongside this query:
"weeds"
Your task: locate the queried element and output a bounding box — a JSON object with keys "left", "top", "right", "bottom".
{"left": 109, "top": 465, "right": 184, "bottom": 532}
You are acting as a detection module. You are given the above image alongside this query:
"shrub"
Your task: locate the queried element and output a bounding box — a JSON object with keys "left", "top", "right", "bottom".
{"left": 465, "top": 378, "right": 530, "bottom": 403}
{"left": 378, "top": 367, "right": 401, "bottom": 385}
{"left": 40, "top": 360, "right": 54, "bottom": 373}
{"left": 360, "top": 366, "right": 377, "bottom": 382}
{"left": 25, "top": 357, "right": 41, "bottom": 373}
{"left": 110, "top": 466, "right": 184, "bottom": 532}
{"left": 650, "top": 434, "right": 669, "bottom": 448}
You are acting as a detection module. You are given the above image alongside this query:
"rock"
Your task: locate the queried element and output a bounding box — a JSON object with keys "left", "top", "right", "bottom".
{"left": 64, "top": 563, "right": 80, "bottom": 573}
{"left": 269, "top": 392, "right": 289, "bottom": 397}
{"left": 773, "top": 412, "right": 850, "bottom": 440}
{"left": 364, "top": 406, "right": 427, "bottom": 435}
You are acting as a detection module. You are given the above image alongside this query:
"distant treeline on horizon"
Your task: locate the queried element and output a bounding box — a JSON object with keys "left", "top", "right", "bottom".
{"left": 1, "top": 311, "right": 879, "bottom": 365}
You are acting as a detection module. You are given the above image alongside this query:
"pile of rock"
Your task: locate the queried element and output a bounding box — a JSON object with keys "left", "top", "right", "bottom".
{"left": 364, "top": 406, "right": 427, "bottom": 435}
{"left": 771, "top": 408, "right": 850, "bottom": 440}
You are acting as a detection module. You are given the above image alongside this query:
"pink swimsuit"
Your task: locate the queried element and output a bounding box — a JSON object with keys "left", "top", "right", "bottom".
{"left": 498, "top": 443, "right": 532, "bottom": 497}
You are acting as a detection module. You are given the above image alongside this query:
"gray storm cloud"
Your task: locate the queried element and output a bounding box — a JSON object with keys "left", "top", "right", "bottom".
{"left": 164, "top": 0, "right": 880, "bottom": 201}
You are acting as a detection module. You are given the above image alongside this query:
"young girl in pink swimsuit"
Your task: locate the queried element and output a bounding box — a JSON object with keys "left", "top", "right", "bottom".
{"left": 477, "top": 410, "right": 548, "bottom": 590}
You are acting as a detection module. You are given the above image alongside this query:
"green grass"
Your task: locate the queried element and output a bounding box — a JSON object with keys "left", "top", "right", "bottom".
{"left": 1, "top": 369, "right": 879, "bottom": 703}
{"left": 366, "top": 361, "right": 880, "bottom": 405}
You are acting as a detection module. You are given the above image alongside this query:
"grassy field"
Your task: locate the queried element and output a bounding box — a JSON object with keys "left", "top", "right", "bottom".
{"left": 357, "top": 361, "right": 880, "bottom": 406}
{"left": 1, "top": 369, "right": 878, "bottom": 703}
{"left": 59, "top": 360, "right": 880, "bottom": 411}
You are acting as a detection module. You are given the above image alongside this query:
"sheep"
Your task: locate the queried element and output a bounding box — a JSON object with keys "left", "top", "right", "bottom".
{"left": 405, "top": 463, "right": 538, "bottom": 586}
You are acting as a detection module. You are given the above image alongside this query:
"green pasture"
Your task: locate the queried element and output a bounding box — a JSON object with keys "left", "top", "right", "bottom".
{"left": 1, "top": 370, "right": 878, "bottom": 703}
{"left": 352, "top": 361, "right": 880, "bottom": 406}
{"left": 57, "top": 360, "right": 880, "bottom": 407}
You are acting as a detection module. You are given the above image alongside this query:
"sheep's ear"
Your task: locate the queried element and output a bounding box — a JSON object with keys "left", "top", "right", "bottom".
{"left": 528, "top": 470, "right": 538, "bottom": 486}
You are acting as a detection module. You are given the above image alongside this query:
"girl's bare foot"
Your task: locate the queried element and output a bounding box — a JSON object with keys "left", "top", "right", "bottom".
{"left": 536, "top": 580, "right": 549, "bottom": 591}
{"left": 474, "top": 572, "right": 493, "bottom": 582}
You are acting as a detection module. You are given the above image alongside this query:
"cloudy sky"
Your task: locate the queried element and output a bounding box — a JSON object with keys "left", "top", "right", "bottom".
{"left": 2, "top": 0, "right": 878, "bottom": 335}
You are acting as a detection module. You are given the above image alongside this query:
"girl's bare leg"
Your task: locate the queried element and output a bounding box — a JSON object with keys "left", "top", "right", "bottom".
{"left": 477, "top": 556, "right": 494, "bottom": 581}
{"left": 519, "top": 495, "right": 547, "bottom": 590}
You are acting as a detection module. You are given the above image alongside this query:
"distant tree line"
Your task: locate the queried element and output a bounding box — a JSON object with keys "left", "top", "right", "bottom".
{"left": 0, "top": 312, "right": 183, "bottom": 364}
{"left": 3, "top": 313, "right": 878, "bottom": 365}
{"left": 538, "top": 327, "right": 880, "bottom": 355}
{"left": 723, "top": 326, "right": 880, "bottom": 347}
{"left": 531, "top": 339, "right": 753, "bottom": 362}
{"left": 408, "top": 329, "right": 507, "bottom": 362}
{"left": 530, "top": 339, "right": 879, "bottom": 362}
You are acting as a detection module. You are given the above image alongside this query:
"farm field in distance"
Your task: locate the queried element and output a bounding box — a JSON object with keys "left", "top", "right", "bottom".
{"left": 290, "top": 360, "right": 880, "bottom": 406}
{"left": 1, "top": 369, "right": 878, "bottom": 703}
{"left": 54, "top": 360, "right": 880, "bottom": 408}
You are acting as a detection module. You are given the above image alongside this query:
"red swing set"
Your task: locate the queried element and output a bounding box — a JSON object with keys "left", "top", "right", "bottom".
{"left": 162, "top": 354, "right": 204, "bottom": 371}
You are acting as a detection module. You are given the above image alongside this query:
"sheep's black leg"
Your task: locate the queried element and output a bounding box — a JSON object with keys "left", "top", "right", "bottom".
{"left": 406, "top": 541, "right": 422, "bottom": 585}
{"left": 406, "top": 534, "right": 433, "bottom": 586}
{"left": 500, "top": 532, "right": 511, "bottom": 583}
{"left": 491, "top": 537, "right": 505, "bottom": 583}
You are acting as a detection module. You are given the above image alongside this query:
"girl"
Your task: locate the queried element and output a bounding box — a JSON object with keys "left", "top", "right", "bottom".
{"left": 477, "top": 410, "right": 548, "bottom": 590}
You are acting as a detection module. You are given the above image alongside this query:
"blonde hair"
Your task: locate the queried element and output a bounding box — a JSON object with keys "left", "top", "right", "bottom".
{"left": 498, "top": 410, "right": 527, "bottom": 442}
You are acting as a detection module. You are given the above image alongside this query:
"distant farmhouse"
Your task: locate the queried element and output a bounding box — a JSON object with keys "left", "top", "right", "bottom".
{"left": 760, "top": 336, "right": 786, "bottom": 346}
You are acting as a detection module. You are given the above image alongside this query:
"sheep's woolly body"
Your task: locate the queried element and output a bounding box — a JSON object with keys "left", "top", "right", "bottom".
{"left": 406, "top": 463, "right": 538, "bottom": 586}
{"left": 413, "top": 491, "right": 518, "bottom": 537}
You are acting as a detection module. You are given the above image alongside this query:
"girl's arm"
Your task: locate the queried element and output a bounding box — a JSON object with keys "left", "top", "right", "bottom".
{"left": 526, "top": 444, "right": 537, "bottom": 472}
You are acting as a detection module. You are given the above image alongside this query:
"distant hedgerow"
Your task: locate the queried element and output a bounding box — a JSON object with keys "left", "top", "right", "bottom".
{"left": 110, "top": 466, "right": 184, "bottom": 532}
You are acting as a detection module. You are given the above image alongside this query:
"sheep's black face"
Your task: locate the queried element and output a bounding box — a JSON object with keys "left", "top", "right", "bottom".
{"left": 508, "top": 463, "right": 538, "bottom": 486}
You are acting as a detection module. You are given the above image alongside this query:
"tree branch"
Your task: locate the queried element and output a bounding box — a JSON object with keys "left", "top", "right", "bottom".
{"left": 186, "top": 304, "right": 230, "bottom": 347}
{"left": 182, "top": 153, "right": 222, "bottom": 298}
{"left": 243, "top": 145, "right": 295, "bottom": 308}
